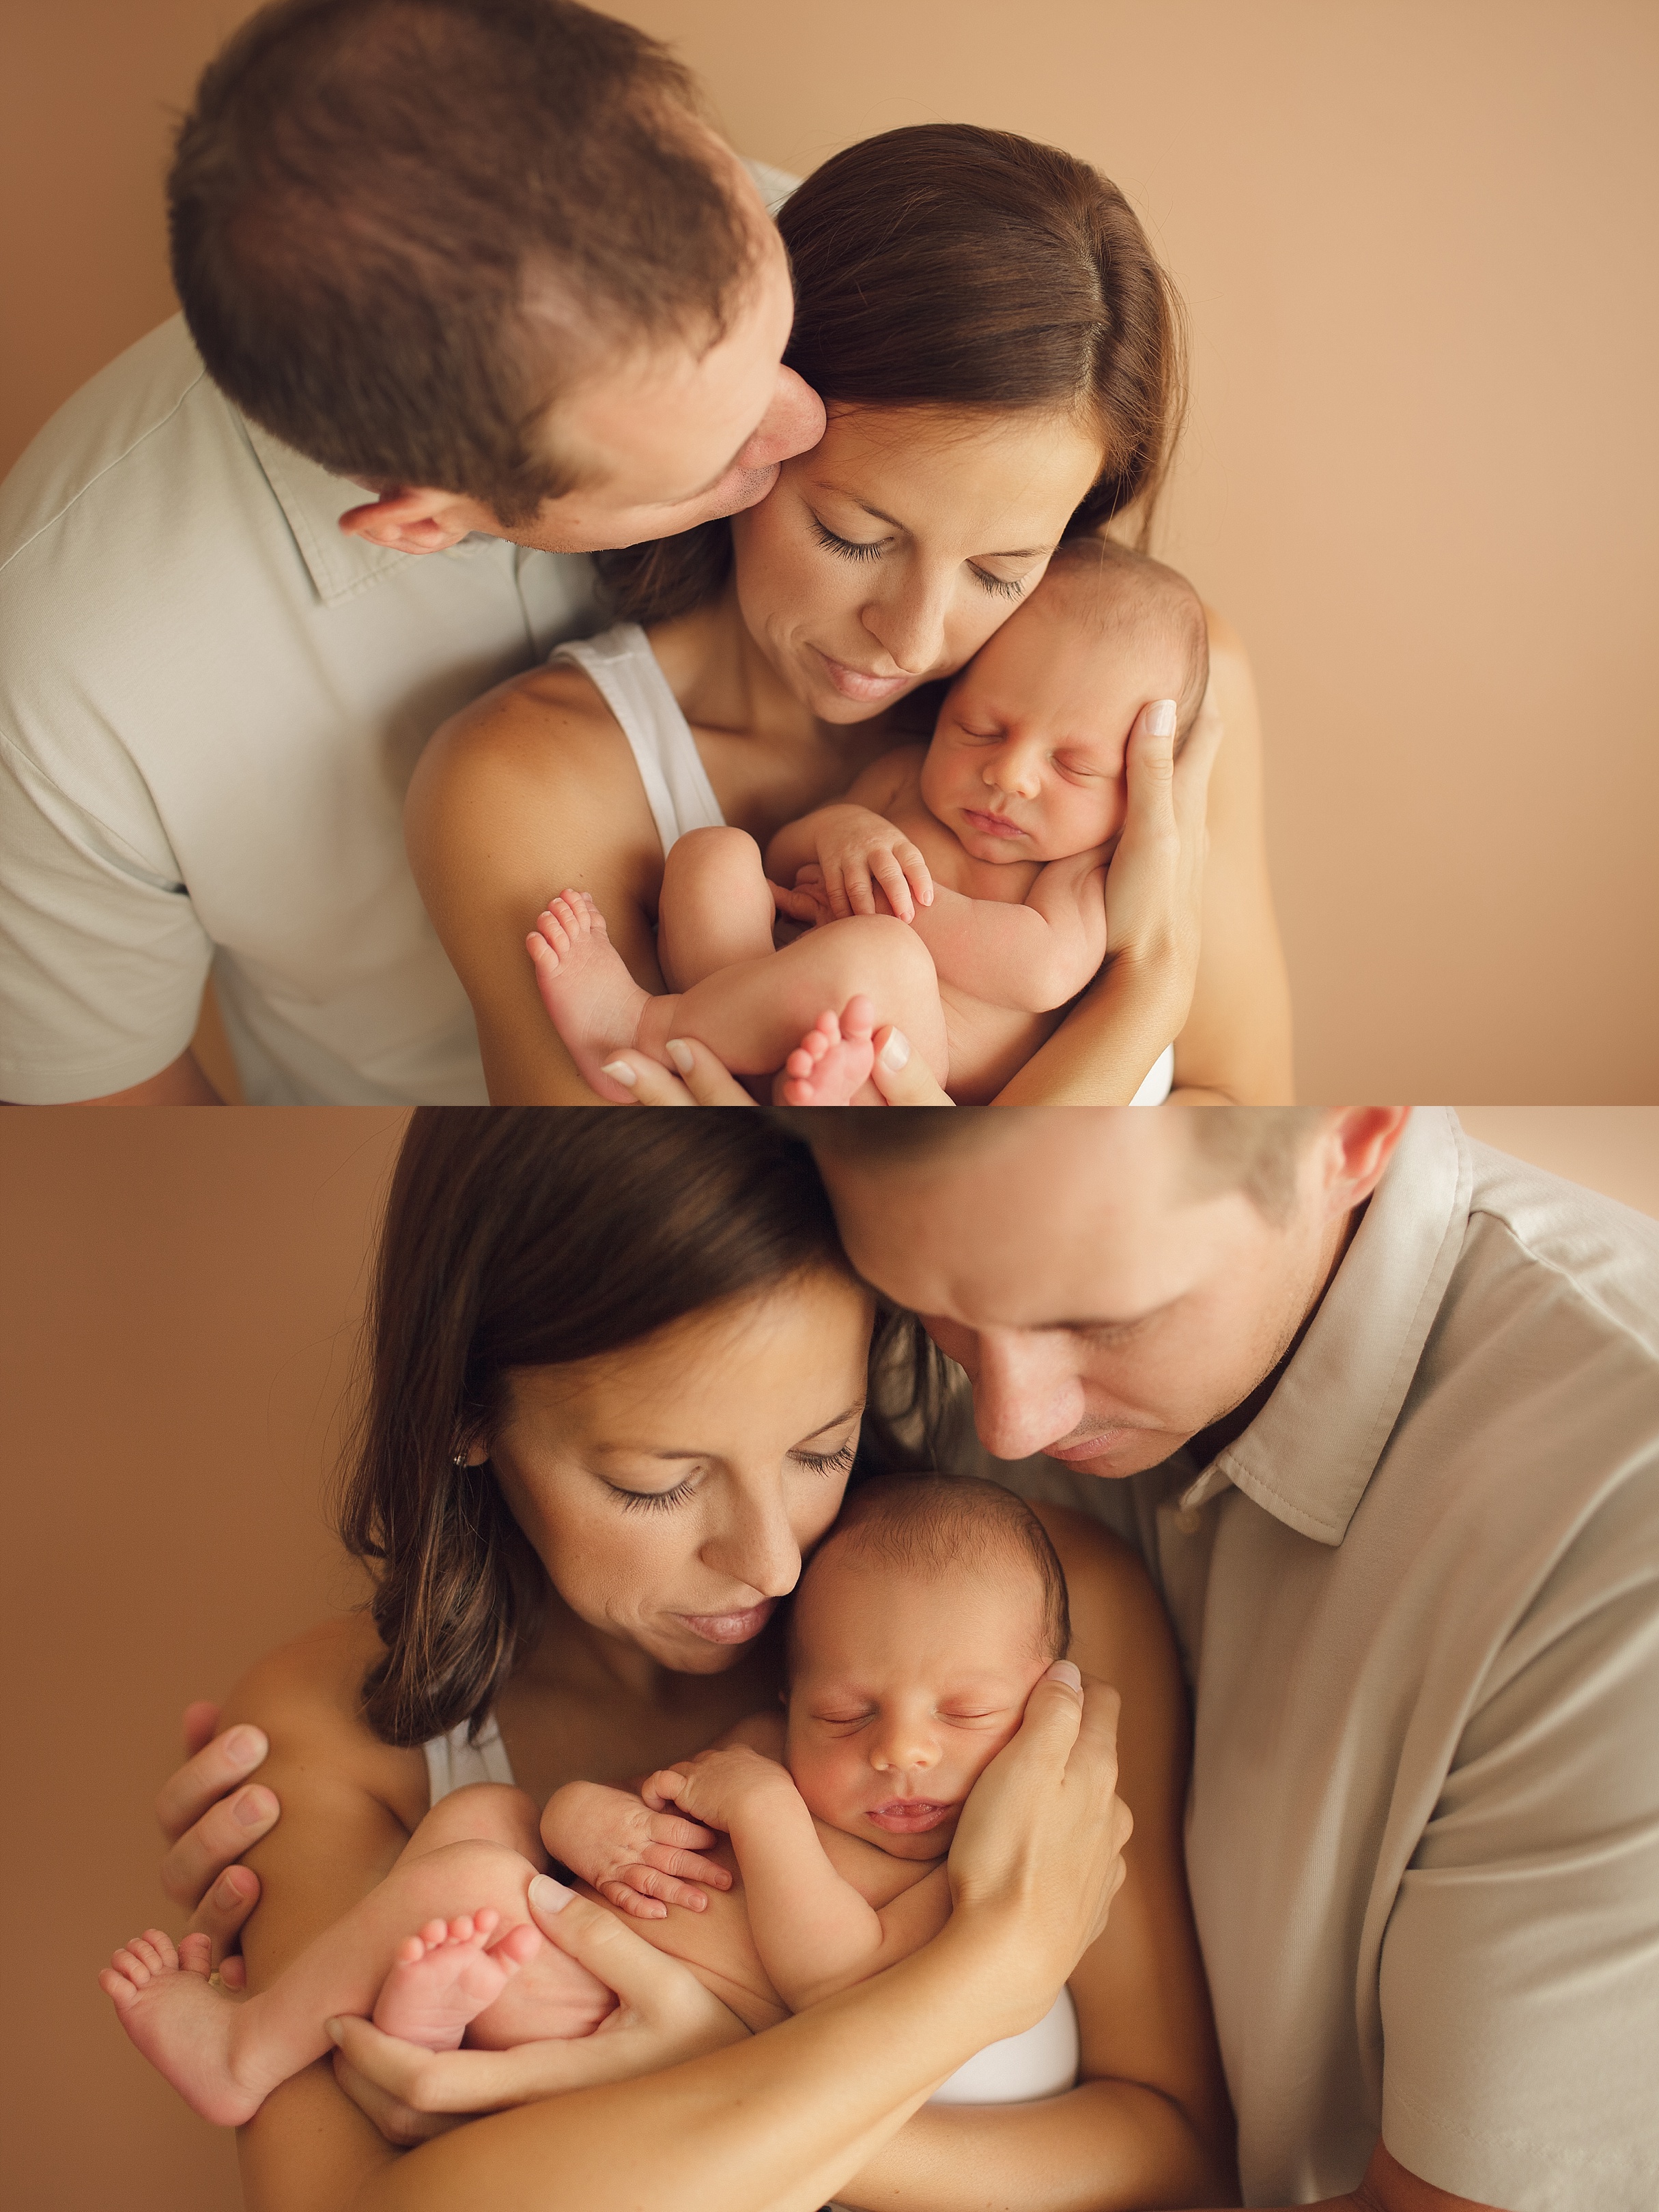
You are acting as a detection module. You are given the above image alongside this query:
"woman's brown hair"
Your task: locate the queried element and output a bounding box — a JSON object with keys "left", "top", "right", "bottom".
{"left": 599, "top": 122, "right": 1187, "bottom": 624}
{"left": 336, "top": 1110, "right": 931, "bottom": 1746}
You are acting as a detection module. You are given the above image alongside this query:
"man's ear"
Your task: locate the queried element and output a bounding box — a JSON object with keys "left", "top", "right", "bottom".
{"left": 337, "top": 486, "right": 487, "bottom": 556}
{"left": 1327, "top": 1108, "right": 1411, "bottom": 1208}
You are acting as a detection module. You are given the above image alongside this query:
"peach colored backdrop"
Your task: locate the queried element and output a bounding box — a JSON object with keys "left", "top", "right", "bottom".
{"left": 2, "top": 1105, "right": 1657, "bottom": 2212}
{"left": 1, "top": 2, "right": 1655, "bottom": 1098}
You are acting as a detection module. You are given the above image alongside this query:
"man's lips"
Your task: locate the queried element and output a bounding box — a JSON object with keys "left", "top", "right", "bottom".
{"left": 674, "top": 1600, "right": 777, "bottom": 1645}
{"left": 960, "top": 807, "right": 1026, "bottom": 839}
{"left": 811, "top": 647, "right": 913, "bottom": 705}
{"left": 866, "top": 1798, "right": 958, "bottom": 1834}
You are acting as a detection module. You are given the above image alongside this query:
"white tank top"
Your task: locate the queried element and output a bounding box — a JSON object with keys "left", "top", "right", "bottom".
{"left": 421, "top": 1714, "right": 1078, "bottom": 2105}
{"left": 550, "top": 619, "right": 1172, "bottom": 1104}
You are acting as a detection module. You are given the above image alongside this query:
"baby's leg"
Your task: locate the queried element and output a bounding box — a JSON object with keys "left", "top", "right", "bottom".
{"left": 100, "top": 1833, "right": 569, "bottom": 2127}
{"left": 637, "top": 916, "right": 950, "bottom": 1101}
{"left": 656, "top": 826, "right": 778, "bottom": 990}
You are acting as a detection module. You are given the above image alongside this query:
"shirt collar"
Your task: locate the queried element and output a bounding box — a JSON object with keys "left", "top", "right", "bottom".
{"left": 1180, "top": 1107, "right": 1474, "bottom": 1544}
{"left": 240, "top": 413, "right": 493, "bottom": 607}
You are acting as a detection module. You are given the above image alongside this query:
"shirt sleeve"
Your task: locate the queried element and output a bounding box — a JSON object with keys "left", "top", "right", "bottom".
{"left": 1378, "top": 1455, "right": 1659, "bottom": 2212}
{"left": 0, "top": 723, "right": 212, "bottom": 1100}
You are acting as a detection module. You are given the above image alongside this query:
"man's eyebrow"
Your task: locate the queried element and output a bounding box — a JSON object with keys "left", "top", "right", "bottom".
{"left": 1032, "top": 1302, "right": 1172, "bottom": 1334}
{"left": 820, "top": 483, "right": 1049, "bottom": 561}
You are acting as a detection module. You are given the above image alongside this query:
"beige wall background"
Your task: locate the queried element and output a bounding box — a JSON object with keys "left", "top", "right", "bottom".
{"left": 2, "top": 1103, "right": 1657, "bottom": 2212}
{"left": 1, "top": 1, "right": 1655, "bottom": 1098}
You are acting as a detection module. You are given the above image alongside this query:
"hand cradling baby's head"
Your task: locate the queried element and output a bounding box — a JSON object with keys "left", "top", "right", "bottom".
{"left": 921, "top": 539, "right": 1210, "bottom": 865}
{"left": 782, "top": 1474, "right": 1070, "bottom": 1858}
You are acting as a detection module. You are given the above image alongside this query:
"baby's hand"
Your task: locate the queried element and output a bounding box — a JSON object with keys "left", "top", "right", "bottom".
{"left": 768, "top": 874, "right": 833, "bottom": 926}
{"left": 810, "top": 806, "right": 934, "bottom": 923}
{"left": 539, "top": 1780, "right": 733, "bottom": 1920}
{"left": 642, "top": 1744, "right": 797, "bottom": 1834}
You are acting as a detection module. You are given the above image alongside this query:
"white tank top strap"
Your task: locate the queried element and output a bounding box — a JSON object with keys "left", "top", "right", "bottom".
{"left": 422, "top": 1714, "right": 517, "bottom": 1807}
{"left": 550, "top": 620, "right": 725, "bottom": 857}
{"left": 1131, "top": 1042, "right": 1176, "bottom": 1105}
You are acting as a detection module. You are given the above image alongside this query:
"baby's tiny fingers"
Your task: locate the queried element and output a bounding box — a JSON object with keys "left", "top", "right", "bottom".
{"left": 900, "top": 845, "right": 934, "bottom": 907}
{"left": 870, "top": 853, "right": 915, "bottom": 922}
{"left": 598, "top": 1880, "right": 668, "bottom": 1920}
{"left": 640, "top": 1768, "right": 688, "bottom": 1812}
{"left": 639, "top": 1843, "right": 733, "bottom": 1890}
{"left": 649, "top": 1815, "right": 720, "bottom": 1852}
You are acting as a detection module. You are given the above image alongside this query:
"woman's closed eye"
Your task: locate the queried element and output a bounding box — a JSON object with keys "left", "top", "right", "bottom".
{"left": 811, "top": 515, "right": 886, "bottom": 564}
{"left": 608, "top": 1473, "right": 701, "bottom": 1514}
{"left": 793, "top": 1438, "right": 857, "bottom": 1475}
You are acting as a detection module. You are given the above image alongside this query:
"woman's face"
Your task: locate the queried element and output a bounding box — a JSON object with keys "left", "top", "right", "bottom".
{"left": 485, "top": 1270, "right": 875, "bottom": 1675}
{"left": 729, "top": 403, "right": 1106, "bottom": 724}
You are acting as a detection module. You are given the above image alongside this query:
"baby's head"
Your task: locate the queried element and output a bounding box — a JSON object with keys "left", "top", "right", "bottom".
{"left": 784, "top": 1473, "right": 1070, "bottom": 1860}
{"left": 922, "top": 539, "right": 1210, "bottom": 866}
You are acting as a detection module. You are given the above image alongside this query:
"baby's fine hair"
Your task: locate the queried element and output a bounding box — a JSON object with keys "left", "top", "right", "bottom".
{"left": 798, "top": 1471, "right": 1071, "bottom": 1661}
{"left": 1045, "top": 537, "right": 1210, "bottom": 743}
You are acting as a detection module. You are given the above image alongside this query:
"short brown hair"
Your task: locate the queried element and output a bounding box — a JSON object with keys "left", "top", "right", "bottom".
{"left": 787, "top": 1107, "right": 1327, "bottom": 1223}
{"left": 169, "top": 0, "right": 755, "bottom": 522}
{"left": 337, "top": 1111, "right": 927, "bottom": 1746}
{"left": 601, "top": 122, "right": 1187, "bottom": 623}
{"left": 795, "top": 1471, "right": 1070, "bottom": 1663}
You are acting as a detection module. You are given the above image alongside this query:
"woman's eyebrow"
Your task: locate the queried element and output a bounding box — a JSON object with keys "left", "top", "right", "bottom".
{"left": 797, "top": 1399, "right": 866, "bottom": 1443}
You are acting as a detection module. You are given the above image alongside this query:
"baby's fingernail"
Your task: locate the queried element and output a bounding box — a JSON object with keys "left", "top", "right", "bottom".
{"left": 665, "top": 1039, "right": 695, "bottom": 1075}
{"left": 324, "top": 2017, "right": 343, "bottom": 2045}
{"left": 233, "top": 1786, "right": 274, "bottom": 1828}
{"left": 600, "top": 1060, "right": 638, "bottom": 1088}
{"left": 528, "top": 1873, "right": 573, "bottom": 1915}
{"left": 879, "top": 1029, "right": 911, "bottom": 1072}
{"left": 223, "top": 1727, "right": 266, "bottom": 1766}
{"left": 1046, "top": 1660, "right": 1083, "bottom": 1692}
{"left": 1146, "top": 698, "right": 1176, "bottom": 738}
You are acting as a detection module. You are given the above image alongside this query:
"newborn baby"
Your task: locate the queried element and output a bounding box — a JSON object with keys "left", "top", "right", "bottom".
{"left": 100, "top": 1475, "right": 1079, "bottom": 2122}
{"left": 527, "top": 539, "right": 1210, "bottom": 1105}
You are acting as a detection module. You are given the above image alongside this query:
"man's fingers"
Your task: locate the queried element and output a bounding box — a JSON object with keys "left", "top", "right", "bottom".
{"left": 182, "top": 1701, "right": 222, "bottom": 1760}
{"left": 160, "top": 1783, "right": 279, "bottom": 1910}
{"left": 155, "top": 1724, "right": 270, "bottom": 1845}
{"left": 184, "top": 1862, "right": 263, "bottom": 1965}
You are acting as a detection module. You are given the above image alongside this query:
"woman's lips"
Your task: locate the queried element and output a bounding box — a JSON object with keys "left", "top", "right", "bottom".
{"left": 811, "top": 647, "right": 913, "bottom": 705}
{"left": 960, "top": 807, "right": 1026, "bottom": 839}
{"left": 866, "top": 1798, "right": 957, "bottom": 1834}
{"left": 675, "top": 1600, "right": 778, "bottom": 1645}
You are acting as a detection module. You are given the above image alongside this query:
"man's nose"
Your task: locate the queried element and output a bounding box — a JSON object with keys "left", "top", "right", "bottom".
{"left": 971, "top": 1329, "right": 1085, "bottom": 1462}
{"left": 737, "top": 367, "right": 825, "bottom": 469}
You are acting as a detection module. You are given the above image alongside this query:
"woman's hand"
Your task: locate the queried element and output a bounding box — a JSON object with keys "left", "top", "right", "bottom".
{"left": 1100, "top": 694, "right": 1222, "bottom": 1006}
{"left": 328, "top": 1875, "right": 750, "bottom": 2144}
{"left": 944, "top": 1663, "right": 1133, "bottom": 2037}
{"left": 156, "top": 1701, "right": 281, "bottom": 1983}
{"left": 541, "top": 1780, "right": 731, "bottom": 1920}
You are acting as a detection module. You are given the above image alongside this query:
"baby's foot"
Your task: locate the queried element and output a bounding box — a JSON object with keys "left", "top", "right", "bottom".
{"left": 526, "top": 891, "right": 652, "bottom": 1102}
{"left": 778, "top": 998, "right": 879, "bottom": 1106}
{"left": 100, "top": 1926, "right": 265, "bottom": 2126}
{"left": 372, "top": 1910, "right": 543, "bottom": 2052}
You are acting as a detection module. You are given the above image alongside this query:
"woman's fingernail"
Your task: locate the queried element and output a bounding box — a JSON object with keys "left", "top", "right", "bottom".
{"left": 223, "top": 1727, "right": 266, "bottom": 1767}
{"left": 214, "top": 1871, "right": 251, "bottom": 1910}
{"left": 529, "top": 1873, "right": 573, "bottom": 1914}
{"left": 233, "top": 1786, "right": 274, "bottom": 1828}
{"left": 1046, "top": 1660, "right": 1083, "bottom": 1692}
{"left": 1146, "top": 699, "right": 1177, "bottom": 738}
{"left": 324, "top": 2017, "right": 343, "bottom": 2045}
{"left": 600, "top": 1060, "right": 638, "bottom": 1088}
{"left": 665, "top": 1039, "right": 695, "bottom": 1075}
{"left": 879, "top": 1029, "right": 911, "bottom": 1072}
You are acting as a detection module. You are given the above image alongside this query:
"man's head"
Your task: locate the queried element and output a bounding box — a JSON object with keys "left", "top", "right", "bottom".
{"left": 168, "top": 0, "right": 823, "bottom": 556}
{"left": 801, "top": 1109, "right": 1410, "bottom": 1476}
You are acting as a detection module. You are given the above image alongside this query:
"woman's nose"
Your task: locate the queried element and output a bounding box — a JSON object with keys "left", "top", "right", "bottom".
{"left": 700, "top": 1484, "right": 802, "bottom": 1600}
{"left": 861, "top": 574, "right": 952, "bottom": 677}
{"left": 971, "top": 1329, "right": 1086, "bottom": 1462}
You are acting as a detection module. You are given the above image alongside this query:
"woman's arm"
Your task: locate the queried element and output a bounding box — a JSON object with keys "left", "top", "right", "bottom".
{"left": 833, "top": 1508, "right": 1238, "bottom": 2212}
{"left": 403, "top": 668, "right": 668, "bottom": 1103}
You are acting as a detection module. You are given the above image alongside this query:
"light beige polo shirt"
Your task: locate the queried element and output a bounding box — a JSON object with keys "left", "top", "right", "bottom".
{"left": 980, "top": 1109, "right": 1659, "bottom": 2209}
{"left": 0, "top": 315, "right": 599, "bottom": 1102}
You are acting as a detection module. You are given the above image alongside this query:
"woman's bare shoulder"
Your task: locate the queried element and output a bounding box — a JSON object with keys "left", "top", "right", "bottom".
{"left": 412, "top": 658, "right": 638, "bottom": 821}
{"left": 218, "top": 1613, "right": 426, "bottom": 1830}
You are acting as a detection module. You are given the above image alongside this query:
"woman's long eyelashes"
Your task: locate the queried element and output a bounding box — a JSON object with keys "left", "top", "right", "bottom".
{"left": 810, "top": 516, "right": 884, "bottom": 563}
{"left": 971, "top": 567, "right": 1026, "bottom": 600}
{"left": 610, "top": 1476, "right": 700, "bottom": 1513}
{"left": 795, "top": 1439, "right": 857, "bottom": 1475}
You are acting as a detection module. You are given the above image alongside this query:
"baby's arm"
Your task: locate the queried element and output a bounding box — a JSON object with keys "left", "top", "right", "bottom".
{"left": 643, "top": 1746, "right": 952, "bottom": 2014}
{"left": 764, "top": 748, "right": 933, "bottom": 921}
{"left": 910, "top": 849, "right": 1109, "bottom": 1012}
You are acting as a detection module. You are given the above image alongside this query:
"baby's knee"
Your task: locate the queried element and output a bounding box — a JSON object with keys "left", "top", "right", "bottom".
{"left": 823, "top": 913, "right": 936, "bottom": 995}
{"left": 395, "top": 1837, "right": 539, "bottom": 1923}
{"left": 412, "top": 1782, "right": 539, "bottom": 1855}
{"left": 663, "top": 824, "right": 762, "bottom": 892}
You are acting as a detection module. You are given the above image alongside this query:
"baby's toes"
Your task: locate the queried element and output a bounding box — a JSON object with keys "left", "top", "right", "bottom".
{"left": 177, "top": 1931, "right": 213, "bottom": 1979}
{"left": 492, "top": 1923, "right": 543, "bottom": 1969}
